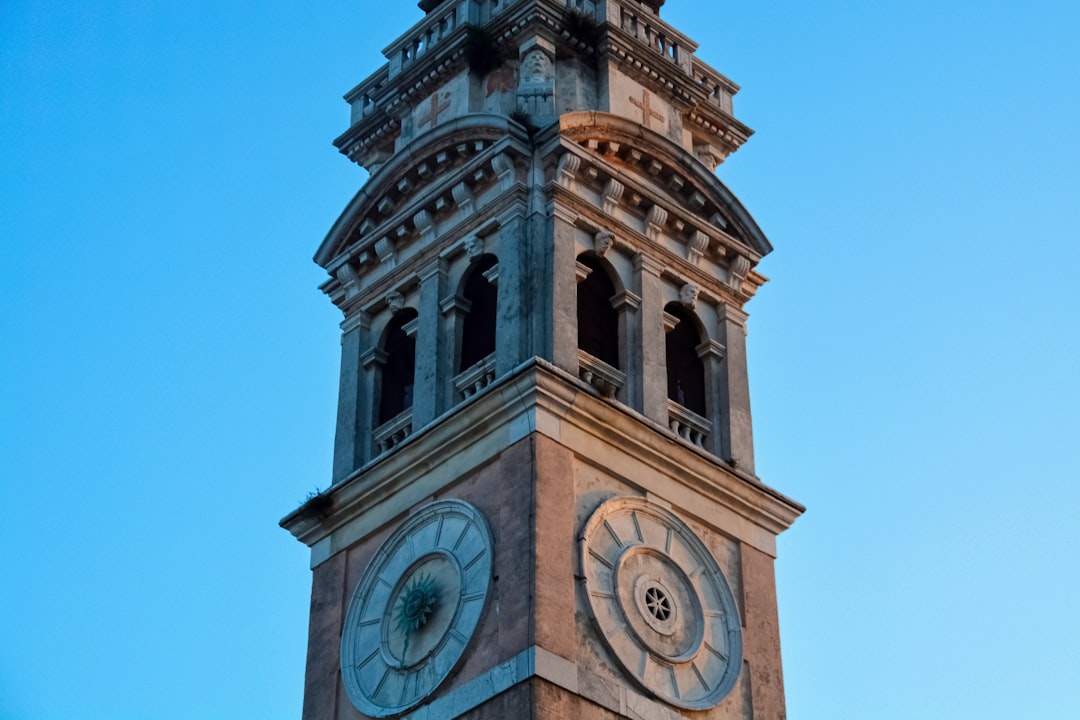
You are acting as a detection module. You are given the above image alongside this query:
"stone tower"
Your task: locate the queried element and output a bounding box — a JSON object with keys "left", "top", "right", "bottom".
{"left": 281, "top": 1, "right": 803, "bottom": 718}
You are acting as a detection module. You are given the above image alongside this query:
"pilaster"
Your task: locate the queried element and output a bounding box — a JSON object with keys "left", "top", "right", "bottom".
{"left": 413, "top": 257, "right": 449, "bottom": 427}
{"left": 717, "top": 303, "right": 755, "bottom": 473}
{"left": 634, "top": 252, "right": 668, "bottom": 425}
{"left": 332, "top": 313, "right": 370, "bottom": 483}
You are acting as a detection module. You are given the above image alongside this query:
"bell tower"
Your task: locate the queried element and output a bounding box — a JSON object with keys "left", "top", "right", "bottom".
{"left": 281, "top": 1, "right": 803, "bottom": 718}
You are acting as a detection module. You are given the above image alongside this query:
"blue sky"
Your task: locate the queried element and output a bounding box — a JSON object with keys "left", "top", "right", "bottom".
{"left": 2, "top": 1, "right": 1079, "bottom": 718}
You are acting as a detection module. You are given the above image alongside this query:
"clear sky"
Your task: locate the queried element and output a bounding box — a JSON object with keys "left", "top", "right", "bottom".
{"left": 2, "top": 1, "right": 1079, "bottom": 718}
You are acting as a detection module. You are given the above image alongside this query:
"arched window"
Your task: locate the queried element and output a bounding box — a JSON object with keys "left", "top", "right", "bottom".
{"left": 379, "top": 308, "right": 418, "bottom": 424}
{"left": 577, "top": 254, "right": 620, "bottom": 369}
{"left": 665, "top": 303, "right": 705, "bottom": 416}
{"left": 459, "top": 255, "right": 498, "bottom": 372}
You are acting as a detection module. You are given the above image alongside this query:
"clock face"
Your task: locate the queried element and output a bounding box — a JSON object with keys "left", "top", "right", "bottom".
{"left": 580, "top": 496, "right": 743, "bottom": 710}
{"left": 340, "top": 499, "right": 493, "bottom": 717}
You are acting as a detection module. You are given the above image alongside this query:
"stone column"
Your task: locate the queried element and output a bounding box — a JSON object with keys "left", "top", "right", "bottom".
{"left": 634, "top": 253, "right": 668, "bottom": 424}
{"left": 413, "top": 257, "right": 449, "bottom": 428}
{"left": 357, "top": 340, "right": 384, "bottom": 470}
{"left": 332, "top": 313, "right": 371, "bottom": 483}
{"left": 613, "top": 289, "right": 642, "bottom": 408}
{"left": 697, "top": 338, "right": 727, "bottom": 459}
{"left": 717, "top": 303, "right": 755, "bottom": 473}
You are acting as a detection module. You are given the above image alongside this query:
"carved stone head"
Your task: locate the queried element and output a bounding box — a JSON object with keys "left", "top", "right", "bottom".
{"left": 520, "top": 48, "right": 553, "bottom": 84}
{"left": 679, "top": 283, "right": 700, "bottom": 309}
{"left": 464, "top": 235, "right": 483, "bottom": 260}
{"left": 594, "top": 230, "right": 615, "bottom": 257}
{"left": 386, "top": 291, "right": 406, "bottom": 314}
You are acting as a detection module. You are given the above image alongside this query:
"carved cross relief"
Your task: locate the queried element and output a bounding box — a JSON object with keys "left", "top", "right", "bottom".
{"left": 417, "top": 91, "right": 452, "bottom": 131}
{"left": 629, "top": 89, "right": 665, "bottom": 130}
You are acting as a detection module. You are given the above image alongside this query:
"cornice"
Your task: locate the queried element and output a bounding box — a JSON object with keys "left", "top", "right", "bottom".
{"left": 280, "top": 359, "right": 803, "bottom": 565}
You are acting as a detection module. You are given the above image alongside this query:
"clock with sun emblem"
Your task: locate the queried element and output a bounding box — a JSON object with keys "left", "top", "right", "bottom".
{"left": 340, "top": 499, "right": 493, "bottom": 717}
{"left": 580, "top": 496, "right": 743, "bottom": 710}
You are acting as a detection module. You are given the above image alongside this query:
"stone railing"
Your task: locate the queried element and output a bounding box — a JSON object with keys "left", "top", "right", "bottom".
{"left": 667, "top": 399, "right": 711, "bottom": 448}
{"left": 691, "top": 58, "right": 737, "bottom": 115}
{"left": 578, "top": 350, "right": 626, "bottom": 399}
{"left": 453, "top": 354, "right": 497, "bottom": 400}
{"left": 386, "top": 0, "right": 470, "bottom": 79}
{"left": 608, "top": 0, "right": 694, "bottom": 75}
{"left": 346, "top": 67, "right": 391, "bottom": 125}
{"left": 373, "top": 409, "right": 414, "bottom": 454}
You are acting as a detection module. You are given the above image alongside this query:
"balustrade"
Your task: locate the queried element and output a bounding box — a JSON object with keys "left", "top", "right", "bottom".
{"left": 667, "top": 399, "right": 711, "bottom": 448}
{"left": 373, "top": 409, "right": 414, "bottom": 454}
{"left": 453, "top": 354, "right": 497, "bottom": 400}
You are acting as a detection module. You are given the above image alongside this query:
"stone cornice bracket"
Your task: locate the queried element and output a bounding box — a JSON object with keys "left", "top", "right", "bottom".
{"left": 385, "top": 290, "right": 406, "bottom": 315}
{"left": 556, "top": 153, "right": 581, "bottom": 189}
{"left": 601, "top": 178, "right": 625, "bottom": 215}
{"left": 679, "top": 283, "right": 700, "bottom": 309}
{"left": 413, "top": 208, "right": 436, "bottom": 244}
{"left": 491, "top": 152, "right": 516, "bottom": 191}
{"left": 375, "top": 237, "right": 397, "bottom": 268}
{"left": 645, "top": 205, "right": 668, "bottom": 242}
{"left": 452, "top": 181, "right": 475, "bottom": 216}
{"left": 688, "top": 230, "right": 709, "bottom": 266}
{"left": 593, "top": 230, "right": 615, "bottom": 257}
{"left": 335, "top": 261, "right": 361, "bottom": 300}
{"left": 726, "top": 254, "right": 751, "bottom": 290}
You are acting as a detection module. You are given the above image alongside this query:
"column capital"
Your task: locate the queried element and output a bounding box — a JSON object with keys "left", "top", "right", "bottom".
{"left": 633, "top": 252, "right": 666, "bottom": 276}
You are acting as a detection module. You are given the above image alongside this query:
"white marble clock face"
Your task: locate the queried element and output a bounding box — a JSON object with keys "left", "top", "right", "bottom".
{"left": 340, "top": 499, "right": 493, "bottom": 717}
{"left": 580, "top": 496, "right": 743, "bottom": 710}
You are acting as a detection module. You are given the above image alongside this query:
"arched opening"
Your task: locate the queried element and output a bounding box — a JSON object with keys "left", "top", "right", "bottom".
{"left": 378, "top": 308, "right": 418, "bottom": 424}
{"left": 459, "top": 255, "right": 498, "bottom": 372}
{"left": 577, "top": 254, "right": 620, "bottom": 369}
{"left": 665, "top": 303, "right": 705, "bottom": 416}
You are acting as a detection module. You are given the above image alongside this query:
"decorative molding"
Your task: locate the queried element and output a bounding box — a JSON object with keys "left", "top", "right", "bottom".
{"left": 491, "top": 152, "right": 515, "bottom": 190}
{"left": 688, "top": 230, "right": 709, "bottom": 266}
{"left": 645, "top": 205, "right": 668, "bottom": 241}
{"left": 727, "top": 254, "right": 751, "bottom": 290}
{"left": 413, "top": 208, "right": 435, "bottom": 243}
{"left": 601, "top": 178, "right": 625, "bottom": 215}
{"left": 375, "top": 237, "right": 397, "bottom": 267}
{"left": 575, "top": 260, "right": 595, "bottom": 284}
{"left": 556, "top": 153, "right": 581, "bottom": 188}
{"left": 452, "top": 181, "right": 474, "bottom": 216}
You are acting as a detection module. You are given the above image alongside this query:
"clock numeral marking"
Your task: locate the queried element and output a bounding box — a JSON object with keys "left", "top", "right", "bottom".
{"left": 406, "top": 534, "right": 416, "bottom": 561}
{"left": 631, "top": 511, "right": 644, "bottom": 543}
{"left": 692, "top": 661, "right": 711, "bottom": 691}
{"left": 462, "top": 591, "right": 485, "bottom": 603}
{"left": 463, "top": 551, "right": 484, "bottom": 572}
{"left": 449, "top": 628, "right": 469, "bottom": 646}
{"left": 668, "top": 665, "right": 680, "bottom": 699}
{"left": 400, "top": 671, "right": 412, "bottom": 706}
{"left": 665, "top": 527, "right": 673, "bottom": 554}
{"left": 452, "top": 522, "right": 470, "bottom": 552}
{"left": 638, "top": 649, "right": 649, "bottom": 678}
{"left": 589, "top": 590, "right": 615, "bottom": 600}
{"left": 376, "top": 575, "right": 394, "bottom": 589}
{"left": 359, "top": 617, "right": 381, "bottom": 627}
{"left": 588, "top": 548, "right": 614, "bottom": 569}
{"left": 689, "top": 564, "right": 705, "bottom": 579}
{"left": 435, "top": 516, "right": 445, "bottom": 547}
{"left": 357, "top": 648, "right": 380, "bottom": 670}
{"left": 603, "top": 520, "right": 624, "bottom": 548}
{"left": 373, "top": 666, "right": 391, "bottom": 698}
{"left": 705, "top": 642, "right": 728, "bottom": 664}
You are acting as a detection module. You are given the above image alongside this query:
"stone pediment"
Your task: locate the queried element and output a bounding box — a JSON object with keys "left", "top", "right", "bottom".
{"left": 315, "top": 114, "right": 532, "bottom": 275}
{"left": 550, "top": 111, "right": 772, "bottom": 263}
